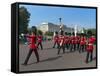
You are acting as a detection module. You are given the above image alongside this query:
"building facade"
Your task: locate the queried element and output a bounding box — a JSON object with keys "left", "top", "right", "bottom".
{"left": 37, "top": 22, "right": 74, "bottom": 34}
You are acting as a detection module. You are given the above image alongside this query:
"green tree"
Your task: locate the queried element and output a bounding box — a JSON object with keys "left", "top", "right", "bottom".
{"left": 87, "top": 28, "right": 96, "bottom": 37}
{"left": 65, "top": 32, "right": 67, "bottom": 35}
{"left": 37, "top": 30, "right": 43, "bottom": 35}
{"left": 27, "top": 27, "right": 31, "bottom": 34}
{"left": 19, "top": 6, "right": 30, "bottom": 35}
{"left": 45, "top": 31, "right": 53, "bottom": 36}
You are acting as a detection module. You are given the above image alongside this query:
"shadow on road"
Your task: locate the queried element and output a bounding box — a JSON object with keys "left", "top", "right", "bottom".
{"left": 39, "top": 47, "right": 57, "bottom": 50}
{"left": 26, "top": 56, "right": 62, "bottom": 65}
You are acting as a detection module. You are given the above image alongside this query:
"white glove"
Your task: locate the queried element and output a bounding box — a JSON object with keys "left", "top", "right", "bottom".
{"left": 21, "top": 33, "right": 24, "bottom": 36}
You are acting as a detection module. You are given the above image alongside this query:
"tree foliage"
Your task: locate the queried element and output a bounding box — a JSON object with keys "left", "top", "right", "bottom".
{"left": 37, "top": 30, "right": 43, "bottom": 35}
{"left": 19, "top": 6, "right": 30, "bottom": 34}
{"left": 45, "top": 31, "right": 53, "bottom": 36}
{"left": 86, "top": 28, "right": 96, "bottom": 37}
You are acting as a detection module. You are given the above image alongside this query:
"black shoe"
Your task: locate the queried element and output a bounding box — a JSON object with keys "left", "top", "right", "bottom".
{"left": 57, "top": 53, "right": 60, "bottom": 55}
{"left": 36, "top": 60, "right": 40, "bottom": 63}
{"left": 57, "top": 46, "right": 59, "bottom": 48}
{"left": 53, "top": 47, "right": 55, "bottom": 48}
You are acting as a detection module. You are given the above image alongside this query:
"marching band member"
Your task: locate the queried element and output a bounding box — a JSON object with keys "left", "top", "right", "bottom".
{"left": 65, "top": 34, "right": 69, "bottom": 50}
{"left": 57, "top": 31, "right": 65, "bottom": 54}
{"left": 68, "top": 35, "right": 72, "bottom": 51}
{"left": 77, "top": 35, "right": 81, "bottom": 50}
{"left": 85, "top": 35, "right": 96, "bottom": 63}
{"left": 53, "top": 32, "right": 59, "bottom": 48}
{"left": 74, "top": 36, "right": 78, "bottom": 51}
{"left": 22, "top": 31, "right": 40, "bottom": 65}
{"left": 37, "top": 34, "right": 43, "bottom": 50}
{"left": 79, "top": 34, "right": 86, "bottom": 53}
{"left": 70, "top": 35, "right": 75, "bottom": 52}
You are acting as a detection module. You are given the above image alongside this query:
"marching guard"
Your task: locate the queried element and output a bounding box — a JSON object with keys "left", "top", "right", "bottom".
{"left": 37, "top": 33, "right": 43, "bottom": 50}
{"left": 79, "top": 34, "right": 86, "bottom": 53}
{"left": 53, "top": 31, "right": 59, "bottom": 48}
{"left": 85, "top": 35, "right": 96, "bottom": 63}
{"left": 77, "top": 35, "right": 81, "bottom": 50}
{"left": 74, "top": 36, "right": 78, "bottom": 51}
{"left": 65, "top": 34, "right": 69, "bottom": 50}
{"left": 22, "top": 28, "right": 40, "bottom": 65}
{"left": 57, "top": 31, "right": 65, "bottom": 54}
{"left": 70, "top": 35, "right": 75, "bottom": 52}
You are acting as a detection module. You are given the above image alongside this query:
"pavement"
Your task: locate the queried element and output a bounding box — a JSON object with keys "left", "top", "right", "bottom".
{"left": 19, "top": 41, "right": 96, "bottom": 72}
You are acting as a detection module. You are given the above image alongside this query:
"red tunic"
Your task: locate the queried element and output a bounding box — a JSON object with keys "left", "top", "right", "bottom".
{"left": 71, "top": 36, "right": 75, "bottom": 44}
{"left": 37, "top": 35, "right": 42, "bottom": 43}
{"left": 68, "top": 37, "right": 71, "bottom": 44}
{"left": 86, "top": 36, "right": 96, "bottom": 52}
{"left": 74, "top": 36, "right": 78, "bottom": 44}
{"left": 54, "top": 35, "right": 59, "bottom": 43}
{"left": 80, "top": 37, "right": 86, "bottom": 45}
{"left": 26, "top": 35, "right": 37, "bottom": 49}
{"left": 65, "top": 36, "right": 69, "bottom": 44}
{"left": 58, "top": 35, "right": 65, "bottom": 45}
{"left": 90, "top": 36, "right": 96, "bottom": 44}
{"left": 86, "top": 44, "right": 93, "bottom": 52}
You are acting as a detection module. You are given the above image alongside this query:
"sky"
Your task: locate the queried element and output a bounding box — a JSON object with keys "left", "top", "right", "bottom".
{"left": 19, "top": 4, "right": 96, "bottom": 29}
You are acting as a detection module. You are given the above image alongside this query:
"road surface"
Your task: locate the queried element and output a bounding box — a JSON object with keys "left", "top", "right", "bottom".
{"left": 19, "top": 41, "right": 96, "bottom": 72}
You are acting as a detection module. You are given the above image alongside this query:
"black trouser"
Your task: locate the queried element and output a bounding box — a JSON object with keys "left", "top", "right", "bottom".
{"left": 58, "top": 44, "right": 65, "bottom": 54}
{"left": 77, "top": 43, "right": 80, "bottom": 50}
{"left": 24, "top": 48, "right": 39, "bottom": 64}
{"left": 86, "top": 51, "right": 93, "bottom": 63}
{"left": 70, "top": 44, "right": 73, "bottom": 51}
{"left": 69, "top": 43, "right": 71, "bottom": 49}
{"left": 37, "top": 42, "right": 43, "bottom": 50}
{"left": 70, "top": 44, "right": 75, "bottom": 52}
{"left": 53, "top": 42, "right": 59, "bottom": 48}
{"left": 79, "top": 45, "right": 85, "bottom": 53}
{"left": 66, "top": 43, "right": 69, "bottom": 49}
{"left": 74, "top": 44, "right": 76, "bottom": 51}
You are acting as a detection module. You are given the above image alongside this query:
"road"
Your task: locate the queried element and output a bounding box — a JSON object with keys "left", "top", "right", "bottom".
{"left": 19, "top": 41, "right": 96, "bottom": 72}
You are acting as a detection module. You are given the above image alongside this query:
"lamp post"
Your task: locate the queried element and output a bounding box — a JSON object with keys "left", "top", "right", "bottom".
{"left": 59, "top": 18, "right": 61, "bottom": 25}
{"left": 59, "top": 17, "right": 63, "bottom": 32}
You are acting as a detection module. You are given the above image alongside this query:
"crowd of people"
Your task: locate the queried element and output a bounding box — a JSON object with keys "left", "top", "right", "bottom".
{"left": 20, "top": 27, "right": 96, "bottom": 65}
{"left": 53, "top": 31, "right": 96, "bottom": 63}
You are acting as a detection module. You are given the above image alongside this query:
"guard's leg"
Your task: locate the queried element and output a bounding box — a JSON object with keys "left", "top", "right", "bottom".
{"left": 34, "top": 49, "right": 40, "bottom": 62}
{"left": 58, "top": 46, "right": 61, "bottom": 54}
{"left": 23, "top": 49, "right": 33, "bottom": 65}
{"left": 86, "top": 52, "right": 89, "bottom": 63}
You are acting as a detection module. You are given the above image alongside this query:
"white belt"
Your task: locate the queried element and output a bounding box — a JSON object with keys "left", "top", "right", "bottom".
{"left": 88, "top": 44, "right": 93, "bottom": 45}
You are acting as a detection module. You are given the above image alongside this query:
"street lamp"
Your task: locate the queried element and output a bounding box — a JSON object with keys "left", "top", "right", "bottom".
{"left": 59, "top": 17, "right": 63, "bottom": 32}
{"left": 59, "top": 17, "right": 61, "bottom": 25}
